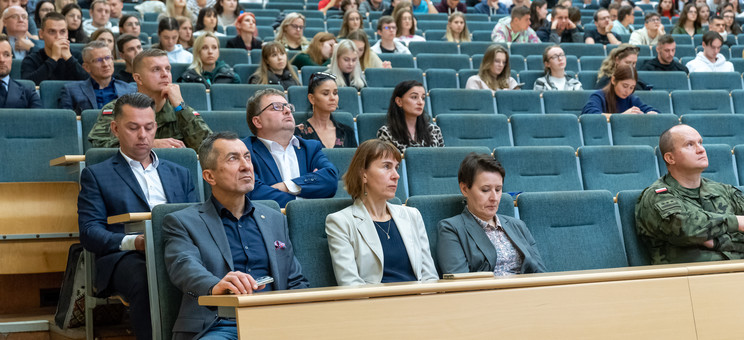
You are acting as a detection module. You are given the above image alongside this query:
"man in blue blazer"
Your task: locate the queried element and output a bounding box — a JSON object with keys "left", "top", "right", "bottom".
{"left": 241, "top": 88, "right": 338, "bottom": 207}
{"left": 60, "top": 41, "right": 137, "bottom": 114}
{"left": 0, "top": 34, "right": 41, "bottom": 108}
{"left": 77, "top": 93, "right": 199, "bottom": 340}
{"left": 163, "top": 132, "right": 309, "bottom": 340}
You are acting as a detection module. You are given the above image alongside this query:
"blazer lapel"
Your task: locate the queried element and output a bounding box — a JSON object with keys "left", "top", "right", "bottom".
{"left": 112, "top": 153, "right": 149, "bottom": 206}
{"left": 294, "top": 140, "right": 308, "bottom": 174}
{"left": 5, "top": 79, "right": 19, "bottom": 106}
{"left": 155, "top": 162, "right": 179, "bottom": 202}
{"left": 351, "top": 200, "right": 383, "bottom": 265}
{"left": 199, "top": 200, "right": 233, "bottom": 269}
{"left": 461, "top": 209, "right": 498, "bottom": 267}
{"left": 250, "top": 138, "right": 283, "bottom": 183}
{"left": 389, "top": 203, "right": 420, "bottom": 277}
{"left": 81, "top": 81, "right": 97, "bottom": 109}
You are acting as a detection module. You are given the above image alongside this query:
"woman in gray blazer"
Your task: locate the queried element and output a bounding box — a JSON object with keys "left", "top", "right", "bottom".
{"left": 437, "top": 153, "right": 547, "bottom": 275}
{"left": 325, "top": 139, "right": 438, "bottom": 286}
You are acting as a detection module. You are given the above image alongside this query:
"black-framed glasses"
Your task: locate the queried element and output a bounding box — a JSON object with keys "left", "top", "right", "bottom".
{"left": 259, "top": 102, "right": 295, "bottom": 114}
{"left": 308, "top": 71, "right": 337, "bottom": 85}
{"left": 548, "top": 53, "right": 565, "bottom": 61}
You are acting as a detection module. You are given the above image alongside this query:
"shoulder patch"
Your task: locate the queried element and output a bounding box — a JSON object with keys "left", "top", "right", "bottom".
{"left": 655, "top": 188, "right": 668, "bottom": 193}
{"left": 193, "top": 111, "right": 200, "bottom": 116}
{"left": 102, "top": 110, "right": 113, "bottom": 115}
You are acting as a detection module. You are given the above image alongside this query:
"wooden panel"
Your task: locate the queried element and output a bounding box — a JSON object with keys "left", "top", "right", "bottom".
{"left": 0, "top": 182, "right": 79, "bottom": 235}
{"left": 688, "top": 271, "right": 744, "bottom": 340}
{"left": 0, "top": 239, "right": 77, "bottom": 274}
{"left": 230, "top": 277, "right": 696, "bottom": 339}
{"left": 0, "top": 272, "right": 63, "bottom": 314}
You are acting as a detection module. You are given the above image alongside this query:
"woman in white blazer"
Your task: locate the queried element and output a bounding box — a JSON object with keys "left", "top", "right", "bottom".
{"left": 325, "top": 139, "right": 438, "bottom": 286}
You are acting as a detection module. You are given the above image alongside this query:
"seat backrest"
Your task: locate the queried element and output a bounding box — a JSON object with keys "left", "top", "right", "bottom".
{"left": 459, "top": 41, "right": 506, "bottom": 56}
{"left": 517, "top": 70, "right": 544, "bottom": 91}
{"left": 233, "top": 64, "right": 259, "bottom": 84}
{"left": 39, "top": 80, "right": 67, "bottom": 109}
{"left": 680, "top": 114, "right": 744, "bottom": 148}
{"left": 0, "top": 109, "right": 80, "bottom": 182}
{"left": 404, "top": 146, "right": 492, "bottom": 196}
{"left": 428, "top": 88, "right": 494, "bottom": 116}
{"left": 494, "top": 90, "right": 542, "bottom": 116}
{"left": 285, "top": 198, "right": 353, "bottom": 287}
{"left": 493, "top": 146, "right": 583, "bottom": 194}
{"left": 436, "top": 113, "right": 511, "bottom": 148}
{"left": 299, "top": 66, "right": 328, "bottom": 86}
{"left": 731, "top": 89, "right": 744, "bottom": 114}
{"left": 425, "top": 68, "right": 458, "bottom": 89}
{"left": 355, "top": 112, "right": 388, "bottom": 143}
{"left": 616, "top": 189, "right": 652, "bottom": 266}
{"left": 577, "top": 70, "right": 599, "bottom": 90}
{"left": 510, "top": 114, "right": 582, "bottom": 149}
{"left": 609, "top": 114, "right": 679, "bottom": 147}
{"left": 218, "top": 48, "right": 250, "bottom": 66}
{"left": 322, "top": 148, "right": 355, "bottom": 198}
{"left": 365, "top": 68, "right": 424, "bottom": 88}
{"left": 210, "top": 84, "right": 283, "bottom": 111}
{"left": 408, "top": 41, "right": 459, "bottom": 55}
{"left": 579, "top": 56, "right": 605, "bottom": 71}
{"left": 633, "top": 90, "right": 672, "bottom": 114}
{"left": 377, "top": 53, "right": 415, "bottom": 68}
{"left": 517, "top": 190, "right": 628, "bottom": 272}
{"left": 199, "top": 111, "right": 253, "bottom": 139}
{"left": 637, "top": 71, "right": 689, "bottom": 92}
{"left": 561, "top": 43, "right": 605, "bottom": 57}
{"left": 578, "top": 145, "right": 658, "bottom": 194}
{"left": 510, "top": 42, "right": 553, "bottom": 57}
{"left": 689, "top": 72, "right": 743, "bottom": 91}
{"left": 415, "top": 54, "right": 471, "bottom": 71}
{"left": 360, "top": 87, "right": 394, "bottom": 114}
{"left": 177, "top": 83, "right": 209, "bottom": 111}
{"left": 579, "top": 114, "right": 610, "bottom": 145}
{"left": 80, "top": 109, "right": 101, "bottom": 153}
{"left": 671, "top": 90, "right": 733, "bottom": 115}
{"left": 542, "top": 90, "right": 594, "bottom": 115}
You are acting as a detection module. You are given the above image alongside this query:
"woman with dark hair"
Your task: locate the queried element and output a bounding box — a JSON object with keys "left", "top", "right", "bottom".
{"left": 611, "top": 5, "right": 635, "bottom": 35}
{"left": 118, "top": 14, "right": 141, "bottom": 37}
{"left": 62, "top": 3, "right": 88, "bottom": 43}
{"left": 377, "top": 80, "right": 444, "bottom": 153}
{"left": 194, "top": 7, "right": 225, "bottom": 37}
{"left": 215, "top": 0, "right": 243, "bottom": 29}
{"left": 657, "top": 0, "right": 678, "bottom": 20}
{"left": 722, "top": 9, "right": 743, "bottom": 35}
{"left": 395, "top": 9, "right": 425, "bottom": 45}
{"left": 248, "top": 42, "right": 301, "bottom": 89}
{"left": 291, "top": 32, "right": 336, "bottom": 69}
{"left": 529, "top": 0, "right": 547, "bottom": 32}
{"left": 582, "top": 64, "right": 659, "bottom": 114}
{"left": 437, "top": 153, "right": 547, "bottom": 276}
{"left": 295, "top": 72, "right": 357, "bottom": 148}
{"left": 35, "top": 0, "right": 55, "bottom": 27}
{"left": 672, "top": 4, "right": 703, "bottom": 36}
{"left": 325, "top": 139, "right": 438, "bottom": 286}
{"left": 178, "top": 32, "right": 240, "bottom": 88}
{"left": 337, "top": 10, "right": 363, "bottom": 38}
{"left": 226, "top": 12, "right": 262, "bottom": 50}
{"left": 153, "top": 17, "right": 193, "bottom": 64}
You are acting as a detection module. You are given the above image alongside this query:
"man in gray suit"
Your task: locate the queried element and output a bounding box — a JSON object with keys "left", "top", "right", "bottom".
{"left": 162, "top": 131, "right": 309, "bottom": 340}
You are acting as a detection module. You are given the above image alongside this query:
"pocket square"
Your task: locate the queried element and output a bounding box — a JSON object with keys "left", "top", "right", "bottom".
{"left": 274, "top": 240, "right": 286, "bottom": 249}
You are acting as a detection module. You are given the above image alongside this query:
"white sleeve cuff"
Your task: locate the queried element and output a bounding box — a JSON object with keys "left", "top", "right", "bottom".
{"left": 120, "top": 234, "right": 138, "bottom": 251}
{"left": 284, "top": 180, "right": 301, "bottom": 195}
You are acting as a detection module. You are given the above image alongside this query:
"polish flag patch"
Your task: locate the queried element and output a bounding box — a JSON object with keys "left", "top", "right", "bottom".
{"left": 193, "top": 111, "right": 200, "bottom": 116}
{"left": 102, "top": 109, "right": 113, "bottom": 115}
{"left": 655, "top": 188, "right": 668, "bottom": 193}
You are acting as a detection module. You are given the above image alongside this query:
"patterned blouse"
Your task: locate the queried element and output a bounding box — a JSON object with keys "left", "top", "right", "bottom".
{"left": 467, "top": 209, "right": 524, "bottom": 276}
{"left": 376, "top": 124, "right": 445, "bottom": 153}
{"left": 295, "top": 116, "right": 357, "bottom": 148}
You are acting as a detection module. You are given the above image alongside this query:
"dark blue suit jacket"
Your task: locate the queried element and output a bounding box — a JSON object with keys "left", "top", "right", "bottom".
{"left": 242, "top": 136, "right": 338, "bottom": 207}
{"left": 1, "top": 78, "right": 41, "bottom": 108}
{"left": 59, "top": 78, "right": 137, "bottom": 114}
{"left": 77, "top": 152, "right": 199, "bottom": 292}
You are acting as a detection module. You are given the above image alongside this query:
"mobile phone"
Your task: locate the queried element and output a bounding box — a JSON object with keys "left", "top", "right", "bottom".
{"left": 255, "top": 276, "right": 274, "bottom": 286}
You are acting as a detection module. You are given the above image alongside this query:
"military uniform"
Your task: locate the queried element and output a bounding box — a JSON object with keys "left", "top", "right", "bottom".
{"left": 88, "top": 99, "right": 212, "bottom": 150}
{"left": 635, "top": 173, "right": 744, "bottom": 264}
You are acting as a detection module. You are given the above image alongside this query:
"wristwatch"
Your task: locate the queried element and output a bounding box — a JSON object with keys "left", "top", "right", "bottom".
{"left": 174, "top": 101, "right": 185, "bottom": 112}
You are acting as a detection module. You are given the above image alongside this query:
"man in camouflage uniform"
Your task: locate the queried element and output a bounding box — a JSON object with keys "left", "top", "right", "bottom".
{"left": 636, "top": 124, "right": 744, "bottom": 264}
{"left": 88, "top": 48, "right": 211, "bottom": 150}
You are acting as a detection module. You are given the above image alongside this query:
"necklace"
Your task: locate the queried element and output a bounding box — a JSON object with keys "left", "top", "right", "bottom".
{"left": 373, "top": 219, "right": 392, "bottom": 240}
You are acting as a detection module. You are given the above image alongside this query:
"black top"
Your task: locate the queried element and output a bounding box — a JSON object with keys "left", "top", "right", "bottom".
{"left": 374, "top": 218, "right": 417, "bottom": 283}
{"left": 379, "top": 44, "right": 395, "bottom": 53}
{"left": 639, "top": 57, "right": 689, "bottom": 74}
{"left": 21, "top": 48, "right": 88, "bottom": 85}
{"left": 294, "top": 116, "right": 358, "bottom": 148}
{"left": 583, "top": 28, "right": 612, "bottom": 45}
{"left": 248, "top": 69, "right": 299, "bottom": 90}
{"left": 115, "top": 69, "right": 135, "bottom": 83}
{"left": 226, "top": 35, "right": 263, "bottom": 50}
{"left": 68, "top": 29, "right": 90, "bottom": 44}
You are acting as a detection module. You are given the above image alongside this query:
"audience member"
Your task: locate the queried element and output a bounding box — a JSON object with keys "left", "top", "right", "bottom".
{"left": 722, "top": 9, "right": 742, "bottom": 34}
{"left": 4, "top": 6, "right": 42, "bottom": 60}
{"left": 193, "top": 7, "right": 225, "bottom": 37}
{"left": 78, "top": 92, "right": 200, "bottom": 340}
{"left": 0, "top": 34, "right": 40, "bottom": 108}
{"left": 153, "top": 17, "right": 193, "bottom": 64}
{"left": 686, "top": 31, "right": 734, "bottom": 72}
{"left": 529, "top": 0, "right": 547, "bottom": 32}
{"left": 410, "top": 0, "right": 438, "bottom": 13}
{"left": 295, "top": 72, "right": 357, "bottom": 148}
{"left": 630, "top": 12, "right": 665, "bottom": 45}
{"left": 226, "top": 12, "right": 261, "bottom": 50}
{"left": 33, "top": 0, "right": 53, "bottom": 27}
{"left": 326, "top": 39, "right": 366, "bottom": 90}
{"left": 596, "top": 43, "right": 649, "bottom": 90}
{"left": 437, "top": 153, "right": 547, "bottom": 276}
{"left": 108, "top": 0, "right": 123, "bottom": 18}
{"left": 319, "top": 0, "right": 341, "bottom": 14}
{"left": 582, "top": 64, "right": 658, "bottom": 114}
{"left": 62, "top": 4, "right": 88, "bottom": 43}
{"left": 435, "top": 0, "right": 466, "bottom": 13}
{"left": 584, "top": 8, "right": 621, "bottom": 44}
{"left": 175, "top": 15, "right": 193, "bottom": 49}
{"left": 338, "top": 9, "right": 363, "bottom": 38}
{"left": 60, "top": 40, "right": 136, "bottom": 114}
{"left": 242, "top": 88, "right": 339, "bottom": 206}
{"left": 163, "top": 131, "right": 309, "bottom": 339}
{"left": 492, "top": 6, "right": 539, "bottom": 43}
{"left": 178, "top": 32, "right": 240, "bottom": 88}
{"left": 348, "top": 29, "right": 389, "bottom": 70}
{"left": 160, "top": 0, "right": 194, "bottom": 23}
{"left": 82, "top": 0, "right": 115, "bottom": 35}
{"left": 215, "top": 0, "right": 241, "bottom": 29}
{"left": 248, "top": 42, "right": 300, "bottom": 90}
{"left": 90, "top": 27, "right": 115, "bottom": 58}
{"left": 657, "top": 0, "right": 677, "bottom": 20}
{"left": 534, "top": 45, "right": 583, "bottom": 91}
{"left": 359, "top": 0, "right": 390, "bottom": 17}
{"left": 88, "top": 49, "right": 212, "bottom": 149}
{"left": 118, "top": 14, "right": 140, "bottom": 38}
{"left": 697, "top": 3, "right": 711, "bottom": 28}
{"left": 395, "top": 8, "right": 424, "bottom": 45}
{"left": 186, "top": 0, "right": 214, "bottom": 19}
{"left": 537, "top": 5, "right": 583, "bottom": 43}
{"left": 377, "top": 80, "right": 444, "bottom": 153}
{"left": 445, "top": 12, "right": 470, "bottom": 42}
{"left": 611, "top": 5, "right": 635, "bottom": 35}
{"left": 707, "top": 15, "right": 732, "bottom": 45}
{"left": 466, "top": 44, "right": 518, "bottom": 93}
{"left": 54, "top": 0, "right": 74, "bottom": 12}
{"left": 291, "top": 32, "right": 335, "bottom": 69}
{"left": 639, "top": 34, "right": 688, "bottom": 73}
{"left": 672, "top": 4, "right": 703, "bottom": 36}
{"left": 114, "top": 33, "right": 141, "bottom": 83}
{"left": 275, "top": 12, "right": 309, "bottom": 51}
{"left": 21, "top": 12, "right": 87, "bottom": 84}
{"left": 326, "top": 139, "right": 437, "bottom": 285}
{"left": 473, "top": 0, "right": 508, "bottom": 15}
{"left": 371, "top": 15, "right": 410, "bottom": 54}
{"left": 636, "top": 124, "right": 744, "bottom": 264}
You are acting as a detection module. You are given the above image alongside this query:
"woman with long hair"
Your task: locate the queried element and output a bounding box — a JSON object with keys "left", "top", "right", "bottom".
{"left": 118, "top": 14, "right": 141, "bottom": 37}
{"left": 194, "top": 7, "right": 225, "bottom": 37}
{"left": 672, "top": 4, "right": 703, "bottom": 36}
{"left": 291, "top": 32, "right": 336, "bottom": 69}
{"left": 34, "top": 0, "right": 55, "bottom": 27}
{"left": 582, "top": 64, "right": 658, "bottom": 114}
{"left": 176, "top": 16, "right": 194, "bottom": 49}
{"left": 377, "top": 80, "right": 444, "bottom": 153}
{"left": 62, "top": 3, "right": 88, "bottom": 43}
{"left": 275, "top": 12, "right": 310, "bottom": 51}
{"left": 214, "top": 0, "right": 243, "bottom": 29}
{"left": 226, "top": 12, "right": 262, "bottom": 50}
{"left": 153, "top": 17, "right": 193, "bottom": 64}
{"left": 657, "top": 0, "right": 678, "bottom": 20}
{"left": 295, "top": 72, "right": 357, "bottom": 148}
{"left": 722, "top": 9, "right": 743, "bottom": 35}
{"left": 326, "top": 39, "right": 366, "bottom": 90}
{"left": 248, "top": 42, "right": 301, "bottom": 89}
{"left": 596, "top": 43, "right": 648, "bottom": 89}
{"left": 395, "top": 9, "right": 425, "bottom": 45}
{"left": 347, "top": 30, "right": 390, "bottom": 70}
{"left": 529, "top": 0, "right": 548, "bottom": 31}
{"left": 534, "top": 45, "right": 583, "bottom": 91}
{"left": 178, "top": 32, "right": 240, "bottom": 88}
{"left": 445, "top": 12, "right": 470, "bottom": 42}
{"left": 160, "top": 0, "right": 195, "bottom": 22}
{"left": 91, "top": 28, "right": 116, "bottom": 59}
{"left": 465, "top": 44, "right": 518, "bottom": 93}
{"left": 337, "top": 10, "right": 363, "bottom": 38}
{"left": 697, "top": 3, "right": 711, "bottom": 29}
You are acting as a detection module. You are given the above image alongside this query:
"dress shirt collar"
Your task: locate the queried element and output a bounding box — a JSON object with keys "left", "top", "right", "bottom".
{"left": 90, "top": 76, "right": 114, "bottom": 90}
{"left": 119, "top": 149, "right": 159, "bottom": 170}
{"left": 1, "top": 75, "right": 9, "bottom": 88}
{"left": 210, "top": 194, "right": 255, "bottom": 220}
{"left": 257, "top": 135, "right": 300, "bottom": 152}
{"left": 466, "top": 207, "right": 502, "bottom": 230}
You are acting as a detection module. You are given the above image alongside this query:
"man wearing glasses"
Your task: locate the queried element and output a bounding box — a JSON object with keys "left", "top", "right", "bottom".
{"left": 242, "top": 88, "right": 338, "bottom": 207}
{"left": 3, "top": 6, "right": 42, "bottom": 60}
{"left": 629, "top": 12, "right": 665, "bottom": 46}
{"left": 60, "top": 41, "right": 136, "bottom": 115}
{"left": 371, "top": 15, "right": 411, "bottom": 54}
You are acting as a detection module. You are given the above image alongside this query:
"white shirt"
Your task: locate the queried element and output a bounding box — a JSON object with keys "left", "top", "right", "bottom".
{"left": 257, "top": 136, "right": 302, "bottom": 196}
{"left": 118, "top": 150, "right": 167, "bottom": 250}
{"left": 549, "top": 75, "right": 567, "bottom": 90}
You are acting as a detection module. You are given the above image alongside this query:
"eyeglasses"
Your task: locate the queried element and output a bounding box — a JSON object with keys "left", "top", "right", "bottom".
{"left": 125, "top": 21, "right": 140, "bottom": 27}
{"left": 308, "top": 71, "right": 337, "bottom": 85}
{"left": 259, "top": 102, "right": 295, "bottom": 114}
{"left": 548, "top": 53, "right": 565, "bottom": 61}
{"left": 383, "top": 25, "right": 397, "bottom": 30}
{"left": 6, "top": 14, "right": 27, "bottom": 21}
{"left": 88, "top": 55, "right": 113, "bottom": 64}
{"left": 349, "top": 16, "right": 361, "bottom": 21}
{"left": 289, "top": 24, "right": 305, "bottom": 30}
{"left": 647, "top": 18, "right": 661, "bottom": 23}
